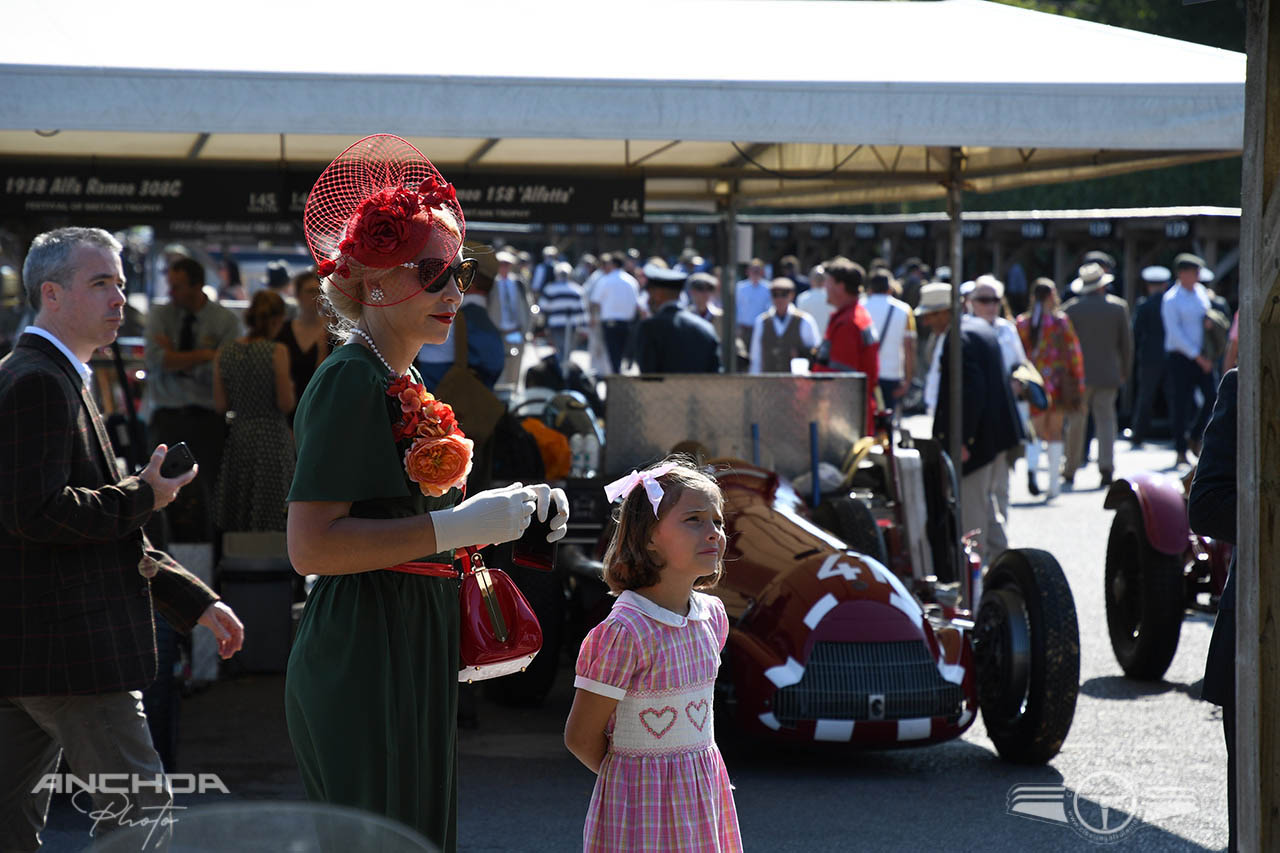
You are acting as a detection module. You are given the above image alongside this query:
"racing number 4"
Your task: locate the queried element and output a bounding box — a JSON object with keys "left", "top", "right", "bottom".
{"left": 817, "top": 559, "right": 863, "bottom": 582}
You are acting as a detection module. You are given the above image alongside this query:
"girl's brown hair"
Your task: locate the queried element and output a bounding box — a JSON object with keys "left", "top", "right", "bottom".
{"left": 244, "top": 289, "right": 286, "bottom": 339}
{"left": 602, "top": 456, "right": 725, "bottom": 594}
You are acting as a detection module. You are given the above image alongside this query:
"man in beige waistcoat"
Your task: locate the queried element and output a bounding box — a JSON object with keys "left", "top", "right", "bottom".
{"left": 748, "top": 277, "right": 820, "bottom": 373}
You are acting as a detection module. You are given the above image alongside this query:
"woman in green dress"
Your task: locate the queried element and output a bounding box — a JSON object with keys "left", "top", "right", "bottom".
{"left": 284, "top": 135, "right": 568, "bottom": 851}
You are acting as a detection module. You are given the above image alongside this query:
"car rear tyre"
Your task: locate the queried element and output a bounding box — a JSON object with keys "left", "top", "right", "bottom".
{"left": 974, "top": 548, "right": 1080, "bottom": 764}
{"left": 814, "top": 494, "right": 888, "bottom": 565}
{"left": 1104, "top": 498, "right": 1186, "bottom": 680}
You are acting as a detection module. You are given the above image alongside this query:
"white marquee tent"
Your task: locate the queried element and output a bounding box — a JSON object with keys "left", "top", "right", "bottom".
{"left": 0, "top": 0, "right": 1249, "bottom": 508}
{"left": 0, "top": 0, "right": 1245, "bottom": 209}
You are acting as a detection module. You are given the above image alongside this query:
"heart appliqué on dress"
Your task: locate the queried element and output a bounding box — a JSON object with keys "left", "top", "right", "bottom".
{"left": 638, "top": 706, "right": 678, "bottom": 738}
{"left": 685, "top": 699, "right": 709, "bottom": 732}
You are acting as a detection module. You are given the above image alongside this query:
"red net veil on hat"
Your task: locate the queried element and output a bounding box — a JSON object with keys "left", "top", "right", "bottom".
{"left": 303, "top": 134, "right": 466, "bottom": 307}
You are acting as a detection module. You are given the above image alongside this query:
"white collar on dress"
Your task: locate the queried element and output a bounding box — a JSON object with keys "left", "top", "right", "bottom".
{"left": 615, "top": 589, "right": 712, "bottom": 627}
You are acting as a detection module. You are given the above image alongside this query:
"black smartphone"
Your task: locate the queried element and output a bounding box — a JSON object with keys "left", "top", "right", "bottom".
{"left": 512, "top": 514, "right": 558, "bottom": 572}
{"left": 159, "top": 441, "right": 197, "bottom": 478}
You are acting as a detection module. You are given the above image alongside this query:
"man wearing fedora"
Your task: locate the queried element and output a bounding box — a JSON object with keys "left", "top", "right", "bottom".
{"left": 917, "top": 282, "right": 1022, "bottom": 565}
{"left": 1162, "top": 253, "right": 1218, "bottom": 465}
{"left": 1061, "top": 262, "right": 1132, "bottom": 488}
{"left": 1082, "top": 249, "right": 1119, "bottom": 297}
{"left": 635, "top": 265, "right": 720, "bottom": 374}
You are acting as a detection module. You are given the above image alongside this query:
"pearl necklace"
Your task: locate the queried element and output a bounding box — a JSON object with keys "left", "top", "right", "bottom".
{"left": 349, "top": 328, "right": 399, "bottom": 377}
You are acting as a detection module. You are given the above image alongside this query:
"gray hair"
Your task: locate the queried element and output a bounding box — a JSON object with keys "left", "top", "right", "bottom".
{"left": 22, "top": 227, "right": 122, "bottom": 311}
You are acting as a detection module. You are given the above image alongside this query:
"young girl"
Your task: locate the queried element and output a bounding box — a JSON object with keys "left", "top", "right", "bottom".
{"left": 564, "top": 458, "right": 743, "bottom": 852}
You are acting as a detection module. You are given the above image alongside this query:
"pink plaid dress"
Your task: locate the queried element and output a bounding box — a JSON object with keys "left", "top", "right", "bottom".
{"left": 574, "top": 590, "right": 743, "bottom": 852}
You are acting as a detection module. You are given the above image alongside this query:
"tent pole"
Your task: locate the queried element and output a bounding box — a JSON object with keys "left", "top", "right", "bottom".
{"left": 1238, "top": 1, "right": 1279, "bottom": 848}
{"left": 946, "top": 148, "right": 965, "bottom": 589}
{"left": 722, "top": 183, "right": 739, "bottom": 372}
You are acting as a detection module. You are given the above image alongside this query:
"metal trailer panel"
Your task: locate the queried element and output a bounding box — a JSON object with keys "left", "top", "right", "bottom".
{"left": 603, "top": 374, "right": 866, "bottom": 480}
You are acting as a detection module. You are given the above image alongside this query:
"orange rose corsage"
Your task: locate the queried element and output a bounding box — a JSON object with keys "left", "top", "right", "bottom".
{"left": 388, "top": 375, "right": 473, "bottom": 497}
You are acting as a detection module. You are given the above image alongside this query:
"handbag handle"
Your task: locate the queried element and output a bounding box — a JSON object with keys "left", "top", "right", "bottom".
{"left": 459, "top": 547, "right": 509, "bottom": 643}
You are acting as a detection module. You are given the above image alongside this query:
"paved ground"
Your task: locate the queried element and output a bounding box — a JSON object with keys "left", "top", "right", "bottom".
{"left": 39, "top": 432, "right": 1228, "bottom": 852}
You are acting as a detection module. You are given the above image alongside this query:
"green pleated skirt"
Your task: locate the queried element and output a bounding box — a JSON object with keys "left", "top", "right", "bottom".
{"left": 285, "top": 570, "right": 460, "bottom": 852}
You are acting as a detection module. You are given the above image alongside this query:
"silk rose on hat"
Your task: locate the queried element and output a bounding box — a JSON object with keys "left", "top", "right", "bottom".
{"left": 387, "top": 375, "right": 472, "bottom": 496}
{"left": 340, "top": 187, "right": 432, "bottom": 268}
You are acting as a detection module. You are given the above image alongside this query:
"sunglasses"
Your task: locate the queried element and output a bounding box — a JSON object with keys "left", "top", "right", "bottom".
{"left": 398, "top": 256, "right": 478, "bottom": 294}
{"left": 972, "top": 295, "right": 1002, "bottom": 304}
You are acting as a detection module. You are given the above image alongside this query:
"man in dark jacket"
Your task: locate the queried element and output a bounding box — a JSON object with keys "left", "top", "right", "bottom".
{"left": 0, "top": 228, "right": 244, "bottom": 851}
{"left": 636, "top": 266, "right": 720, "bottom": 374}
{"left": 1129, "top": 266, "right": 1171, "bottom": 448}
{"left": 1188, "top": 368, "right": 1237, "bottom": 852}
{"left": 918, "top": 283, "right": 1023, "bottom": 565}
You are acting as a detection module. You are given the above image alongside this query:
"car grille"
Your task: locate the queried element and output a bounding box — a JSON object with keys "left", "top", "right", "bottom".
{"left": 772, "top": 641, "right": 964, "bottom": 727}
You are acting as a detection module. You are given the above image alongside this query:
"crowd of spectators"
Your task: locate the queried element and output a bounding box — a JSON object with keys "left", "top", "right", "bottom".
{"left": 88, "top": 239, "right": 1233, "bottom": 556}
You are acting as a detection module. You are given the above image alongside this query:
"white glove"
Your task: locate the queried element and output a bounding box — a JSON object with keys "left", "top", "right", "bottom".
{"left": 544, "top": 486, "right": 570, "bottom": 542}
{"left": 429, "top": 483, "right": 536, "bottom": 553}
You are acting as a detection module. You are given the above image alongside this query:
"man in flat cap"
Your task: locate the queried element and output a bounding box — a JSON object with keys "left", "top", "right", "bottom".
{"left": 635, "top": 265, "right": 720, "bottom": 374}
{"left": 1128, "top": 265, "right": 1171, "bottom": 449}
{"left": 1161, "top": 253, "right": 1217, "bottom": 465}
{"left": 748, "top": 277, "right": 820, "bottom": 373}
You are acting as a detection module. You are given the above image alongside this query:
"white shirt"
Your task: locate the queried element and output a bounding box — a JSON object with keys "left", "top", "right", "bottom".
{"left": 991, "top": 317, "right": 1027, "bottom": 373}
{"left": 494, "top": 275, "right": 525, "bottom": 332}
{"left": 925, "top": 335, "right": 943, "bottom": 416}
{"left": 796, "top": 287, "right": 834, "bottom": 337}
{"left": 748, "top": 306, "right": 820, "bottom": 373}
{"left": 924, "top": 318, "right": 1024, "bottom": 415}
{"left": 591, "top": 269, "right": 641, "bottom": 322}
{"left": 24, "top": 325, "right": 91, "bottom": 386}
{"left": 1161, "top": 282, "right": 1209, "bottom": 359}
{"left": 861, "top": 293, "right": 916, "bottom": 381}
{"left": 734, "top": 278, "right": 773, "bottom": 328}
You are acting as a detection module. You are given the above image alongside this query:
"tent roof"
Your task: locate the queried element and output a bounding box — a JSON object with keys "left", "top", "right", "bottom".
{"left": 0, "top": 0, "right": 1245, "bottom": 209}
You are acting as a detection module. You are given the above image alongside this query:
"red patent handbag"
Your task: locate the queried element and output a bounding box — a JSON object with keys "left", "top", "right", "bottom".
{"left": 457, "top": 548, "right": 542, "bottom": 682}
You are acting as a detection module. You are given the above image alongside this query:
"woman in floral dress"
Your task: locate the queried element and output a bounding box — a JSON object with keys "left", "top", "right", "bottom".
{"left": 1016, "top": 278, "right": 1085, "bottom": 500}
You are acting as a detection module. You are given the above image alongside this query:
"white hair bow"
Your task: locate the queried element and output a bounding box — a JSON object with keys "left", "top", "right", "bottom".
{"left": 604, "top": 462, "right": 679, "bottom": 517}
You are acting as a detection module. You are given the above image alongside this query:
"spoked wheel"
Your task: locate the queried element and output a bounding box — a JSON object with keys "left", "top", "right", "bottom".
{"left": 1104, "top": 499, "right": 1186, "bottom": 680}
{"left": 974, "top": 548, "right": 1080, "bottom": 764}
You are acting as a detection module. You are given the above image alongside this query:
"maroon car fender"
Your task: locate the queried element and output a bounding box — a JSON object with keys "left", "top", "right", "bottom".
{"left": 1103, "top": 473, "right": 1189, "bottom": 556}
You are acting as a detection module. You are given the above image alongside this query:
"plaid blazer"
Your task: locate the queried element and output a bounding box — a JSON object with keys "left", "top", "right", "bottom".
{"left": 0, "top": 333, "right": 217, "bottom": 696}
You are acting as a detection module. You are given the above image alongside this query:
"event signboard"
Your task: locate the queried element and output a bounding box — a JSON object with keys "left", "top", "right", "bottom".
{"left": 0, "top": 162, "right": 645, "bottom": 234}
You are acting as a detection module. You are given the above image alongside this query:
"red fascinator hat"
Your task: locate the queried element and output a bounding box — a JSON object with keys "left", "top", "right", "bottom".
{"left": 304, "top": 134, "right": 466, "bottom": 307}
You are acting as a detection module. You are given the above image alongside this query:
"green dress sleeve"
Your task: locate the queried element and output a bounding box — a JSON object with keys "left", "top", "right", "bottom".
{"left": 288, "top": 346, "right": 412, "bottom": 504}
